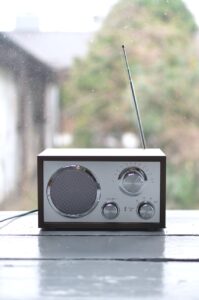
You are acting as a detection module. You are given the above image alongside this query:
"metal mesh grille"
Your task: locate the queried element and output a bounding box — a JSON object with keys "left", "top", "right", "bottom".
{"left": 48, "top": 167, "right": 98, "bottom": 217}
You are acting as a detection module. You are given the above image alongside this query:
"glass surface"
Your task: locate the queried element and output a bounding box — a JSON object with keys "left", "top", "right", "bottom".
{"left": 0, "top": 0, "right": 199, "bottom": 210}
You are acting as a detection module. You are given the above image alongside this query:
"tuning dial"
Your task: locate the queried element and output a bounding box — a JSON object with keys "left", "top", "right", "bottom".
{"left": 119, "top": 167, "right": 147, "bottom": 196}
{"left": 138, "top": 202, "right": 155, "bottom": 220}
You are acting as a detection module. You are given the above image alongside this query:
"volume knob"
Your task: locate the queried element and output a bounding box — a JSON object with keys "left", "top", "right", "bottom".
{"left": 138, "top": 202, "right": 155, "bottom": 220}
{"left": 119, "top": 167, "right": 147, "bottom": 196}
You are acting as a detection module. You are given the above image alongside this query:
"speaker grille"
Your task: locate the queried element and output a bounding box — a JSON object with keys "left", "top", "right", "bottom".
{"left": 47, "top": 166, "right": 100, "bottom": 217}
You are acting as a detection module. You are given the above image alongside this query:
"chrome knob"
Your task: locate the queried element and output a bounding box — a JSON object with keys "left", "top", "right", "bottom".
{"left": 138, "top": 202, "right": 155, "bottom": 220}
{"left": 102, "top": 202, "right": 119, "bottom": 219}
{"left": 119, "top": 167, "right": 147, "bottom": 196}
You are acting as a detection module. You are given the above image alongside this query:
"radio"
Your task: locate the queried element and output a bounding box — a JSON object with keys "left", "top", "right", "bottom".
{"left": 38, "top": 148, "right": 165, "bottom": 229}
{"left": 37, "top": 46, "right": 166, "bottom": 230}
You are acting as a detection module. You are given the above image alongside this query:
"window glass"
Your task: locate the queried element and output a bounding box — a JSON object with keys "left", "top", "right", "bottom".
{"left": 0, "top": 0, "right": 198, "bottom": 210}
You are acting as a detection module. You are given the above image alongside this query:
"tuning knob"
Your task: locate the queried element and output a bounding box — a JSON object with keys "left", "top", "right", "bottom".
{"left": 119, "top": 167, "right": 147, "bottom": 196}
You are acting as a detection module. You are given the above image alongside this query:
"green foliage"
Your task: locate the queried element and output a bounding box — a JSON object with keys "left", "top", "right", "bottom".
{"left": 133, "top": 0, "right": 196, "bottom": 32}
{"left": 61, "top": 0, "right": 199, "bottom": 208}
{"left": 167, "top": 163, "right": 199, "bottom": 209}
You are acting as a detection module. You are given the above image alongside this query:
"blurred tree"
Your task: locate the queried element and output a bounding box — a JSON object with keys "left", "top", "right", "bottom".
{"left": 61, "top": 0, "right": 199, "bottom": 208}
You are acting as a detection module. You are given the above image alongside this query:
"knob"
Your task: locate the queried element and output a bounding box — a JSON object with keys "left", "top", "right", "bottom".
{"left": 119, "top": 167, "right": 147, "bottom": 196}
{"left": 138, "top": 202, "right": 155, "bottom": 220}
{"left": 102, "top": 202, "right": 119, "bottom": 219}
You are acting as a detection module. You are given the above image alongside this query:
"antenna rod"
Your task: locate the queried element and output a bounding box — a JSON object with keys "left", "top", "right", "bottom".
{"left": 122, "top": 45, "right": 146, "bottom": 149}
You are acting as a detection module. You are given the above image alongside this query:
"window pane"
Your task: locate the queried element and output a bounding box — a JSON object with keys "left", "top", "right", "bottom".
{"left": 0, "top": 0, "right": 199, "bottom": 210}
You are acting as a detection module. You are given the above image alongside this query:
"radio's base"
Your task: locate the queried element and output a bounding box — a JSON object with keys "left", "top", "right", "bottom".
{"left": 38, "top": 148, "right": 166, "bottom": 230}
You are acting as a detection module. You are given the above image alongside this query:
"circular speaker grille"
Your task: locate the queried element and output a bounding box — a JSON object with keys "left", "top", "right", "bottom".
{"left": 47, "top": 166, "right": 100, "bottom": 218}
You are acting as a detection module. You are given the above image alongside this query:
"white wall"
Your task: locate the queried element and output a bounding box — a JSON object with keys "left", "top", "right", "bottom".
{"left": 0, "top": 69, "right": 19, "bottom": 203}
{"left": 44, "top": 84, "right": 59, "bottom": 148}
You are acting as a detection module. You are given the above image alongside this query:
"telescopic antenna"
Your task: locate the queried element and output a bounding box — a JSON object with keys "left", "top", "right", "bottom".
{"left": 122, "top": 45, "right": 146, "bottom": 149}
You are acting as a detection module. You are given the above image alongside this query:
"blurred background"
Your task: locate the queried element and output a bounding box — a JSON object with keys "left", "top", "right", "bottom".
{"left": 0, "top": 0, "right": 199, "bottom": 210}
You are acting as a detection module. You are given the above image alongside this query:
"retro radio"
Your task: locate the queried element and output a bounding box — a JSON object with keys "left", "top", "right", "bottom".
{"left": 37, "top": 46, "right": 166, "bottom": 230}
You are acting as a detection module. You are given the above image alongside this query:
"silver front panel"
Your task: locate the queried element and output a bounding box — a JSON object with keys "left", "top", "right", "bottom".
{"left": 43, "top": 160, "right": 161, "bottom": 223}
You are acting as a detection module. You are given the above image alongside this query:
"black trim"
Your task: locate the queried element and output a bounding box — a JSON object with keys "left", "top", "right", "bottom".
{"left": 159, "top": 156, "right": 166, "bottom": 228}
{"left": 38, "top": 156, "right": 44, "bottom": 228}
{"left": 40, "top": 221, "right": 164, "bottom": 231}
{"left": 40, "top": 155, "right": 164, "bottom": 162}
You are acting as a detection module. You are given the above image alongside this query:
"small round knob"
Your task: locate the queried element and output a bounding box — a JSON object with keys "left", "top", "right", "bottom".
{"left": 138, "top": 202, "right": 155, "bottom": 220}
{"left": 102, "top": 202, "right": 119, "bottom": 219}
{"left": 119, "top": 167, "right": 147, "bottom": 196}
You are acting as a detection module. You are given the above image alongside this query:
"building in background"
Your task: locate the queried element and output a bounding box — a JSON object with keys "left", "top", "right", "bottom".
{"left": 0, "top": 32, "right": 59, "bottom": 204}
{"left": 0, "top": 25, "right": 92, "bottom": 204}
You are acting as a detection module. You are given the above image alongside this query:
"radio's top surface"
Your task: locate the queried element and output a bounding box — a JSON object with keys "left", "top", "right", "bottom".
{"left": 38, "top": 148, "right": 166, "bottom": 157}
